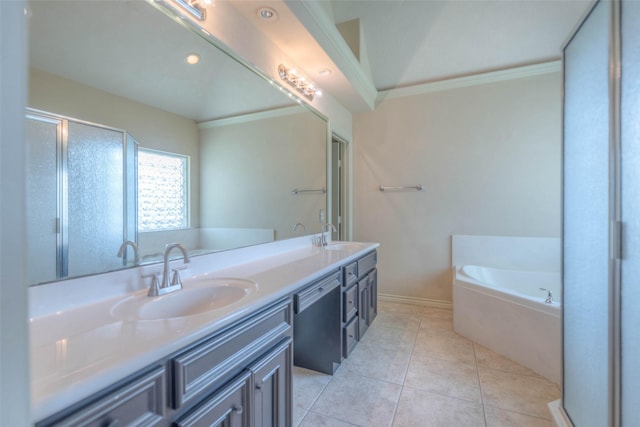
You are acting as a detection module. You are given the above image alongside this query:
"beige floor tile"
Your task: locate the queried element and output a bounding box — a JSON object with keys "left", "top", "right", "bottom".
{"left": 311, "top": 371, "right": 402, "bottom": 427}
{"left": 412, "top": 330, "right": 476, "bottom": 365}
{"left": 474, "top": 344, "right": 542, "bottom": 378}
{"left": 300, "top": 412, "right": 358, "bottom": 427}
{"left": 392, "top": 387, "right": 485, "bottom": 427}
{"left": 359, "top": 324, "right": 417, "bottom": 352}
{"left": 405, "top": 355, "right": 482, "bottom": 402}
{"left": 419, "top": 308, "right": 455, "bottom": 335}
{"left": 373, "top": 311, "right": 422, "bottom": 332}
{"left": 378, "top": 301, "right": 425, "bottom": 315}
{"left": 484, "top": 405, "right": 554, "bottom": 427}
{"left": 293, "top": 366, "right": 333, "bottom": 410}
{"left": 478, "top": 367, "right": 560, "bottom": 420}
{"left": 340, "top": 344, "right": 411, "bottom": 384}
{"left": 294, "top": 406, "right": 308, "bottom": 427}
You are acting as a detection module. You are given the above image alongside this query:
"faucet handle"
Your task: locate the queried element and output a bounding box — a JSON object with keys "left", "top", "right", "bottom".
{"left": 170, "top": 267, "right": 187, "bottom": 288}
{"left": 143, "top": 273, "right": 161, "bottom": 297}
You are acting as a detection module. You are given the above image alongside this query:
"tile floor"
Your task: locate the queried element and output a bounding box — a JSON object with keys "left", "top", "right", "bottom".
{"left": 292, "top": 301, "right": 560, "bottom": 427}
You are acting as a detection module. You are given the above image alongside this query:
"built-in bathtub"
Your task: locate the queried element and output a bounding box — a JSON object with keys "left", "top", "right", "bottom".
{"left": 453, "top": 264, "right": 561, "bottom": 384}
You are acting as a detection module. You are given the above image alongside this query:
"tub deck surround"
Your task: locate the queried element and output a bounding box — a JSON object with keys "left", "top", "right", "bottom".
{"left": 454, "top": 265, "right": 561, "bottom": 385}
{"left": 28, "top": 237, "right": 379, "bottom": 423}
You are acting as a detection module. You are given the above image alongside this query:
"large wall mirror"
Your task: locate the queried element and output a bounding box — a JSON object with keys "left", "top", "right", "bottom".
{"left": 26, "top": 0, "right": 328, "bottom": 285}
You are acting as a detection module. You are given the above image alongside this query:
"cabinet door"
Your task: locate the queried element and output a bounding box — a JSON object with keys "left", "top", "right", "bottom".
{"left": 358, "top": 279, "right": 369, "bottom": 338}
{"left": 249, "top": 338, "right": 292, "bottom": 427}
{"left": 175, "top": 371, "right": 251, "bottom": 427}
{"left": 368, "top": 269, "right": 377, "bottom": 324}
{"left": 37, "top": 367, "right": 165, "bottom": 427}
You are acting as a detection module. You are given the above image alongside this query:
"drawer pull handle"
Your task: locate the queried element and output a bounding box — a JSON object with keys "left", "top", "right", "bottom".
{"left": 318, "top": 287, "right": 324, "bottom": 293}
{"left": 256, "top": 383, "right": 262, "bottom": 390}
{"left": 348, "top": 334, "right": 354, "bottom": 338}
{"left": 348, "top": 300, "right": 353, "bottom": 304}
{"left": 234, "top": 405, "right": 244, "bottom": 415}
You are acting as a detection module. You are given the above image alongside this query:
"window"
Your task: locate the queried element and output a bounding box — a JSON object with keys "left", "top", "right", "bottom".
{"left": 137, "top": 148, "right": 189, "bottom": 232}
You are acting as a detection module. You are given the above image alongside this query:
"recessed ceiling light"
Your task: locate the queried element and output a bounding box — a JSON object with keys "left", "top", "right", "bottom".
{"left": 257, "top": 7, "right": 278, "bottom": 21}
{"left": 318, "top": 68, "right": 332, "bottom": 77}
{"left": 186, "top": 53, "right": 200, "bottom": 65}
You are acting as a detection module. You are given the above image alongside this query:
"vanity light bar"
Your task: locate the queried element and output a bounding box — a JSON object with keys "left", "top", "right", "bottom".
{"left": 278, "top": 65, "right": 321, "bottom": 101}
{"left": 175, "top": 0, "right": 211, "bottom": 21}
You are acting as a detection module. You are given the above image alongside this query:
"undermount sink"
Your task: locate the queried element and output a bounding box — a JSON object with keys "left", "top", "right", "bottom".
{"left": 323, "top": 242, "right": 368, "bottom": 251}
{"left": 111, "top": 278, "right": 258, "bottom": 321}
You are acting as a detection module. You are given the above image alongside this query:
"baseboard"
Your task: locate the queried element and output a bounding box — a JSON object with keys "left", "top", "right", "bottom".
{"left": 548, "top": 400, "right": 573, "bottom": 427}
{"left": 378, "top": 293, "right": 452, "bottom": 310}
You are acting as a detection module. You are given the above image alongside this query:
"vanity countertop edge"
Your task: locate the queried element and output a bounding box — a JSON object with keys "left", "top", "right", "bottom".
{"left": 29, "top": 241, "right": 380, "bottom": 423}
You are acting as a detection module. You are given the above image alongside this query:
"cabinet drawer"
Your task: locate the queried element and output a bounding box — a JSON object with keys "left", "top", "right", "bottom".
{"left": 294, "top": 270, "right": 341, "bottom": 314}
{"left": 175, "top": 370, "right": 251, "bottom": 427}
{"left": 357, "top": 251, "right": 377, "bottom": 278}
{"left": 172, "top": 299, "right": 292, "bottom": 409}
{"left": 343, "top": 262, "right": 358, "bottom": 287}
{"left": 342, "top": 283, "right": 358, "bottom": 323}
{"left": 342, "top": 316, "right": 358, "bottom": 358}
{"left": 38, "top": 367, "right": 165, "bottom": 427}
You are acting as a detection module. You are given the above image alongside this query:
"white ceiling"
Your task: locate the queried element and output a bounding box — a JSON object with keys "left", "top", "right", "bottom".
{"left": 28, "top": 1, "right": 296, "bottom": 122}
{"left": 328, "top": 0, "right": 594, "bottom": 91}
{"left": 28, "top": 0, "right": 595, "bottom": 118}
{"left": 226, "top": 0, "right": 594, "bottom": 111}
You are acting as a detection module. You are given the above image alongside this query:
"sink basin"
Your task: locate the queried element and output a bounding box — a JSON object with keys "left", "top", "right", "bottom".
{"left": 323, "top": 242, "right": 368, "bottom": 251}
{"left": 111, "top": 278, "right": 258, "bottom": 321}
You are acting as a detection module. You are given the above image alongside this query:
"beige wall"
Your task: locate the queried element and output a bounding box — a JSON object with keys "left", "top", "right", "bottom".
{"left": 353, "top": 72, "right": 562, "bottom": 303}
{"left": 199, "top": 111, "right": 327, "bottom": 240}
{"left": 28, "top": 69, "right": 201, "bottom": 227}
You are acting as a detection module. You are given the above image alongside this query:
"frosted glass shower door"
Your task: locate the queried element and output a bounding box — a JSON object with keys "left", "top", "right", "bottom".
{"left": 620, "top": 1, "right": 640, "bottom": 425}
{"left": 563, "top": 1, "right": 613, "bottom": 426}
{"left": 66, "top": 122, "right": 126, "bottom": 277}
{"left": 26, "top": 114, "right": 60, "bottom": 284}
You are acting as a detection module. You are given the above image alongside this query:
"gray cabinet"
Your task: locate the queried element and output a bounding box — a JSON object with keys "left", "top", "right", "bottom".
{"left": 177, "top": 337, "right": 292, "bottom": 427}
{"left": 249, "top": 338, "right": 292, "bottom": 427}
{"left": 174, "top": 371, "right": 251, "bottom": 427}
{"left": 293, "top": 270, "right": 342, "bottom": 374}
{"left": 37, "top": 299, "right": 292, "bottom": 427}
{"left": 341, "top": 250, "right": 378, "bottom": 357}
{"left": 36, "top": 367, "right": 165, "bottom": 427}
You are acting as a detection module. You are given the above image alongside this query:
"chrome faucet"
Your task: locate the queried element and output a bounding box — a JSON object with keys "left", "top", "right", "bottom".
{"left": 540, "top": 288, "right": 553, "bottom": 304}
{"left": 147, "top": 243, "right": 190, "bottom": 296}
{"left": 320, "top": 223, "right": 337, "bottom": 246}
{"left": 292, "top": 222, "right": 307, "bottom": 235}
{"left": 117, "top": 240, "right": 139, "bottom": 266}
{"left": 162, "top": 243, "right": 190, "bottom": 288}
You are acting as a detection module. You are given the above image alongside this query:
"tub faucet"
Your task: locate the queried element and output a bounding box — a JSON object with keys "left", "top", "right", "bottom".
{"left": 292, "top": 222, "right": 307, "bottom": 235}
{"left": 117, "top": 240, "right": 139, "bottom": 266}
{"left": 540, "top": 288, "right": 553, "bottom": 304}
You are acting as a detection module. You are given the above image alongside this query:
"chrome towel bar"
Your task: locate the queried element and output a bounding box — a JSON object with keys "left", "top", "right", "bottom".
{"left": 379, "top": 185, "right": 423, "bottom": 192}
{"left": 291, "top": 188, "right": 326, "bottom": 195}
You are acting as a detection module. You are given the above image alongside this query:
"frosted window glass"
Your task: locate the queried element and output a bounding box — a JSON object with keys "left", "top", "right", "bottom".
{"left": 137, "top": 149, "right": 188, "bottom": 232}
{"left": 621, "top": 2, "right": 640, "bottom": 425}
{"left": 25, "top": 116, "right": 59, "bottom": 284}
{"left": 563, "top": 1, "right": 611, "bottom": 426}
{"left": 67, "top": 122, "right": 124, "bottom": 276}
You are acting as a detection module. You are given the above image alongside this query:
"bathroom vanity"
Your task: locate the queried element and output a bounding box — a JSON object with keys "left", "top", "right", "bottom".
{"left": 30, "top": 240, "right": 378, "bottom": 426}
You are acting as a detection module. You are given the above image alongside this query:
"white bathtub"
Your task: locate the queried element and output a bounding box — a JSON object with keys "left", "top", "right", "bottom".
{"left": 453, "top": 265, "right": 561, "bottom": 385}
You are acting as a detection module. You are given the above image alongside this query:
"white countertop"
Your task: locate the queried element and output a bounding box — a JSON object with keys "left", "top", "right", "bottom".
{"left": 29, "top": 239, "right": 379, "bottom": 422}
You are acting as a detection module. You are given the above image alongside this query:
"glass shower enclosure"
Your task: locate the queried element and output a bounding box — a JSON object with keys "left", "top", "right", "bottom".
{"left": 26, "top": 109, "right": 137, "bottom": 284}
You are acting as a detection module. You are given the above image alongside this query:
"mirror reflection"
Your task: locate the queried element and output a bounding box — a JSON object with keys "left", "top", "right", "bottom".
{"left": 26, "top": 0, "right": 328, "bottom": 285}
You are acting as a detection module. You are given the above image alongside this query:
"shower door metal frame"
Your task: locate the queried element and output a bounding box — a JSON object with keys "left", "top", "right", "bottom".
{"left": 26, "top": 108, "right": 134, "bottom": 281}
{"left": 560, "top": 0, "right": 623, "bottom": 426}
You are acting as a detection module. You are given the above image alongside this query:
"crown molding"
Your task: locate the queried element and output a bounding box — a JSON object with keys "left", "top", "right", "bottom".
{"left": 197, "top": 106, "right": 306, "bottom": 129}
{"left": 284, "top": 0, "right": 377, "bottom": 110}
{"left": 377, "top": 60, "right": 562, "bottom": 103}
